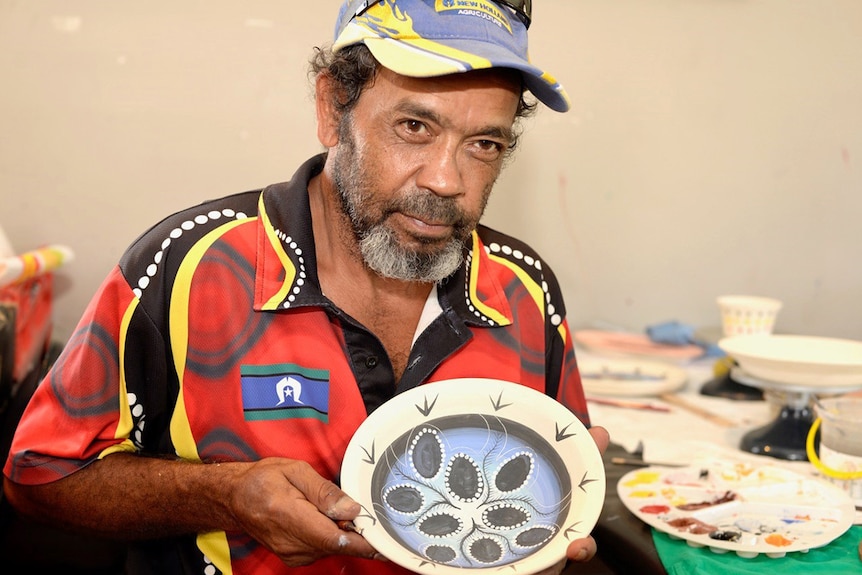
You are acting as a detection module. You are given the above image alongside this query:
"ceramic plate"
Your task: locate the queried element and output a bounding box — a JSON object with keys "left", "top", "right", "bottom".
{"left": 578, "top": 357, "right": 688, "bottom": 396}
{"left": 574, "top": 330, "right": 704, "bottom": 362}
{"left": 719, "top": 334, "right": 862, "bottom": 388}
{"left": 618, "top": 460, "right": 854, "bottom": 558}
{"left": 341, "top": 378, "right": 605, "bottom": 574}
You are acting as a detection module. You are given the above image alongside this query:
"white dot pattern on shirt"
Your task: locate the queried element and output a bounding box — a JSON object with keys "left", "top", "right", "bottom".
{"left": 482, "top": 242, "right": 563, "bottom": 327}
{"left": 273, "top": 230, "right": 308, "bottom": 308}
{"left": 131, "top": 209, "right": 249, "bottom": 300}
{"left": 464, "top": 251, "right": 495, "bottom": 325}
{"left": 126, "top": 392, "right": 146, "bottom": 449}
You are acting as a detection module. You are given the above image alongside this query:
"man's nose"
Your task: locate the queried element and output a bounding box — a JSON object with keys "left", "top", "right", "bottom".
{"left": 415, "top": 141, "right": 464, "bottom": 198}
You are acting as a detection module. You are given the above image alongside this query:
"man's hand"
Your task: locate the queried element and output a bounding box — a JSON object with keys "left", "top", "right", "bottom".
{"left": 519, "top": 426, "right": 611, "bottom": 575}
{"left": 226, "top": 458, "right": 380, "bottom": 566}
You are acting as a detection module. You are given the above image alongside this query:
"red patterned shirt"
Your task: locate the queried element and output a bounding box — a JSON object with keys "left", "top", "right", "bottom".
{"left": 5, "top": 155, "right": 589, "bottom": 574}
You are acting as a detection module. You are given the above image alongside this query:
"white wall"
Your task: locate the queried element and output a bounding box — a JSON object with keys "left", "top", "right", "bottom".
{"left": 2, "top": 0, "right": 861, "bottom": 344}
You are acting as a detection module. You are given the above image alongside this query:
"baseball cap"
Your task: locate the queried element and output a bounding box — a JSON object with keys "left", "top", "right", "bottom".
{"left": 332, "top": 0, "right": 570, "bottom": 113}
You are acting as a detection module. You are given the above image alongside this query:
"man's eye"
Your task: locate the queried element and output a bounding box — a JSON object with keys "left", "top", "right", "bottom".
{"left": 477, "top": 140, "right": 503, "bottom": 153}
{"left": 473, "top": 140, "right": 507, "bottom": 158}
{"left": 403, "top": 120, "right": 427, "bottom": 134}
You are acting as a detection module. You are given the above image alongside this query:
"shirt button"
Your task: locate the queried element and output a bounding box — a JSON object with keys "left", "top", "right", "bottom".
{"left": 365, "top": 356, "right": 378, "bottom": 368}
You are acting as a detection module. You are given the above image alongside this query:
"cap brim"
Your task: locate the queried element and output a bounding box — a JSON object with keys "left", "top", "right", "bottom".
{"left": 337, "top": 32, "right": 571, "bottom": 113}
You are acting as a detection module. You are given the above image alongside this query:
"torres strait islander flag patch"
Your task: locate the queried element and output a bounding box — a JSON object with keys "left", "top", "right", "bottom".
{"left": 240, "top": 364, "right": 330, "bottom": 422}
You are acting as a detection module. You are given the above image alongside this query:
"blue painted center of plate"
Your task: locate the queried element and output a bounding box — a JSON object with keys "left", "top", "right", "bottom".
{"left": 370, "top": 413, "right": 572, "bottom": 568}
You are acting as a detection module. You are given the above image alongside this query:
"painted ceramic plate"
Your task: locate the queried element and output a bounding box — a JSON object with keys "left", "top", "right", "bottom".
{"left": 578, "top": 357, "right": 688, "bottom": 396}
{"left": 341, "top": 378, "right": 605, "bottom": 574}
{"left": 618, "top": 461, "right": 855, "bottom": 558}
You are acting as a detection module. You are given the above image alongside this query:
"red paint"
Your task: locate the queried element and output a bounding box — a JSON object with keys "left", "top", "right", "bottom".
{"left": 640, "top": 505, "right": 670, "bottom": 515}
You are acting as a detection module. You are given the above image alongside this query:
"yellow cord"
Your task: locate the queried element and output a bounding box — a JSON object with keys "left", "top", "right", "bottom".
{"left": 806, "top": 418, "right": 862, "bottom": 480}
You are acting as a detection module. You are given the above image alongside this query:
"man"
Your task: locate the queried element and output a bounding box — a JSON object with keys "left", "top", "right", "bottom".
{"left": 4, "top": 1, "right": 608, "bottom": 573}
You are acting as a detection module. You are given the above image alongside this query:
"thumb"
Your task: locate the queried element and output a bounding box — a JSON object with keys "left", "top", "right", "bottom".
{"left": 288, "top": 463, "right": 360, "bottom": 520}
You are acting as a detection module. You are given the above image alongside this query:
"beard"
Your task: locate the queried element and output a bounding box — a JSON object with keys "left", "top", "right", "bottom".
{"left": 331, "top": 114, "right": 491, "bottom": 283}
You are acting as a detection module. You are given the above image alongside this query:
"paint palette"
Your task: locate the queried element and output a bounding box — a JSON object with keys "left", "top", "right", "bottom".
{"left": 618, "top": 461, "right": 855, "bottom": 558}
{"left": 341, "top": 378, "right": 605, "bottom": 574}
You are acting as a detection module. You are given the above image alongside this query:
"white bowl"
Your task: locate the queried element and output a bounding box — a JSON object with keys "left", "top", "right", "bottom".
{"left": 718, "top": 334, "right": 862, "bottom": 388}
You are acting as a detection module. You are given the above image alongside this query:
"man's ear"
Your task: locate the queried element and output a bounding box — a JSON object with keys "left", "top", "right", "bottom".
{"left": 315, "top": 73, "right": 341, "bottom": 148}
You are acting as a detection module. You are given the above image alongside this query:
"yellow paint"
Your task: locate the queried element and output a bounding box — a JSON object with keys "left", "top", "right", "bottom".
{"left": 628, "top": 490, "right": 656, "bottom": 499}
{"left": 623, "top": 471, "right": 661, "bottom": 487}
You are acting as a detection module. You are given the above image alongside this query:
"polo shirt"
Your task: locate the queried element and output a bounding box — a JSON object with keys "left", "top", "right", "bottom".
{"left": 5, "top": 154, "right": 590, "bottom": 574}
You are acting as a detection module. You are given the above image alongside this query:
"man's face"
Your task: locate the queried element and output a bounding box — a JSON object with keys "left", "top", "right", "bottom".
{"left": 327, "top": 67, "right": 521, "bottom": 282}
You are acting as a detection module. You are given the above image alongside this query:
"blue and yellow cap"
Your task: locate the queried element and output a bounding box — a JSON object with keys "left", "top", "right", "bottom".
{"left": 333, "top": 0, "right": 570, "bottom": 113}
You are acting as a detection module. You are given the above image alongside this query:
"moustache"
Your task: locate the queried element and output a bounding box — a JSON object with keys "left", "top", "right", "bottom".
{"left": 386, "top": 191, "right": 472, "bottom": 229}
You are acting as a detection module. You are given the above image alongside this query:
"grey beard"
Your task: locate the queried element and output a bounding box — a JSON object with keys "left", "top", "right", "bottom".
{"left": 359, "top": 224, "right": 464, "bottom": 283}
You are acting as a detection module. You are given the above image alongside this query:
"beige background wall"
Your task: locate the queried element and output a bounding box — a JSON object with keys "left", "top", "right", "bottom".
{"left": 2, "top": 0, "right": 861, "bottom": 344}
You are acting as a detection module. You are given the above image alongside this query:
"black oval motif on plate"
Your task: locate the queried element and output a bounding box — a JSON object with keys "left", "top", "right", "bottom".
{"left": 470, "top": 537, "right": 504, "bottom": 563}
{"left": 411, "top": 429, "right": 443, "bottom": 479}
{"left": 484, "top": 504, "right": 530, "bottom": 529}
{"left": 384, "top": 485, "right": 424, "bottom": 514}
{"left": 516, "top": 526, "right": 556, "bottom": 547}
{"left": 496, "top": 453, "right": 533, "bottom": 492}
{"left": 425, "top": 545, "right": 457, "bottom": 563}
{"left": 418, "top": 513, "right": 462, "bottom": 537}
{"left": 446, "top": 454, "right": 483, "bottom": 501}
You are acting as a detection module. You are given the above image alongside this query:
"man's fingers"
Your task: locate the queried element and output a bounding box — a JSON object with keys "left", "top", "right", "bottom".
{"left": 589, "top": 425, "right": 610, "bottom": 455}
{"left": 285, "top": 461, "right": 359, "bottom": 520}
{"left": 566, "top": 535, "right": 598, "bottom": 562}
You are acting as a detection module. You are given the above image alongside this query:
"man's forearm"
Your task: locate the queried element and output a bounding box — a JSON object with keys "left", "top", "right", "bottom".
{"left": 3, "top": 452, "right": 243, "bottom": 539}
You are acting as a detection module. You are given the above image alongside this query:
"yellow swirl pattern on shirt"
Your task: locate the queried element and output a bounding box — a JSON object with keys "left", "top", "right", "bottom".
{"left": 487, "top": 252, "right": 567, "bottom": 343}
{"left": 169, "top": 218, "right": 249, "bottom": 461}
{"left": 99, "top": 297, "right": 139, "bottom": 458}
{"left": 259, "top": 194, "right": 298, "bottom": 310}
{"left": 468, "top": 231, "right": 511, "bottom": 326}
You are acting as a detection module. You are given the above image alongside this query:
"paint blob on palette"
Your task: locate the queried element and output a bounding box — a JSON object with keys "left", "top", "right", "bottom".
{"left": 617, "top": 460, "right": 855, "bottom": 558}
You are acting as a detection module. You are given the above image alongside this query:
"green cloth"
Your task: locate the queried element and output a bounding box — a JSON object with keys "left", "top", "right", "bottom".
{"left": 653, "top": 525, "right": 861, "bottom": 574}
